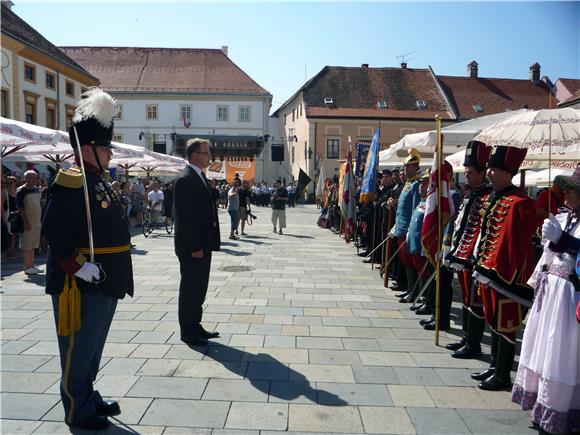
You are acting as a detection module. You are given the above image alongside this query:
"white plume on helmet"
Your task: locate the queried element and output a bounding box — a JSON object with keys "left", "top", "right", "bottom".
{"left": 73, "top": 87, "right": 119, "bottom": 128}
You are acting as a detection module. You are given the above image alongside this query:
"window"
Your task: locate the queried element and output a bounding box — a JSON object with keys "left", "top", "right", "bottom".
{"left": 45, "top": 72, "right": 55, "bottom": 90}
{"left": 180, "top": 105, "right": 192, "bottom": 121}
{"left": 146, "top": 104, "right": 158, "bottom": 120}
{"left": 1, "top": 89, "right": 9, "bottom": 117}
{"left": 25, "top": 102, "right": 35, "bottom": 124}
{"left": 377, "top": 100, "right": 388, "bottom": 109}
{"left": 114, "top": 104, "right": 123, "bottom": 120}
{"left": 65, "top": 80, "right": 75, "bottom": 98}
{"left": 238, "top": 106, "right": 251, "bottom": 122}
{"left": 291, "top": 145, "right": 295, "bottom": 163}
{"left": 24, "top": 63, "right": 36, "bottom": 83}
{"left": 473, "top": 104, "right": 483, "bottom": 113}
{"left": 45, "top": 99, "right": 57, "bottom": 129}
{"left": 416, "top": 100, "right": 427, "bottom": 110}
{"left": 299, "top": 104, "right": 302, "bottom": 117}
{"left": 292, "top": 109, "right": 295, "bottom": 122}
{"left": 81, "top": 87, "right": 88, "bottom": 94}
{"left": 65, "top": 105, "right": 75, "bottom": 129}
{"left": 326, "top": 138, "right": 340, "bottom": 159}
{"left": 216, "top": 105, "right": 229, "bottom": 121}
{"left": 284, "top": 114, "right": 287, "bottom": 126}
{"left": 113, "top": 134, "right": 123, "bottom": 142}
{"left": 23, "top": 91, "right": 39, "bottom": 125}
{"left": 400, "top": 128, "right": 416, "bottom": 138}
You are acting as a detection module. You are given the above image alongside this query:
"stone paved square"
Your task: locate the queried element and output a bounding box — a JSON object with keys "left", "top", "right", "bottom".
{"left": 0, "top": 206, "right": 530, "bottom": 433}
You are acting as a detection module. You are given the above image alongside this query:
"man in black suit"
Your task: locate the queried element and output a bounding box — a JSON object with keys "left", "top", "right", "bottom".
{"left": 174, "top": 138, "right": 221, "bottom": 346}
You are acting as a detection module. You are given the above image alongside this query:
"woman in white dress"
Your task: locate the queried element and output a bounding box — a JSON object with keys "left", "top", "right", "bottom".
{"left": 512, "top": 168, "right": 580, "bottom": 434}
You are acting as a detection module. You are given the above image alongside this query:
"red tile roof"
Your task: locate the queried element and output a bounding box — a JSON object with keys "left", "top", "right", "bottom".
{"left": 60, "top": 47, "right": 270, "bottom": 95}
{"left": 1, "top": 4, "right": 97, "bottom": 81}
{"left": 559, "top": 88, "right": 580, "bottom": 106}
{"left": 437, "top": 76, "right": 552, "bottom": 119}
{"left": 276, "top": 66, "right": 455, "bottom": 120}
{"left": 559, "top": 78, "right": 580, "bottom": 94}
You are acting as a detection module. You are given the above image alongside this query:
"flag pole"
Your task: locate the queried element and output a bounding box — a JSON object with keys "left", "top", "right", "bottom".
{"left": 435, "top": 115, "right": 442, "bottom": 346}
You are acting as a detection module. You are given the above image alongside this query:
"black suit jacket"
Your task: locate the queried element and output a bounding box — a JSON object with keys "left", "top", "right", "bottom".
{"left": 173, "top": 165, "right": 220, "bottom": 257}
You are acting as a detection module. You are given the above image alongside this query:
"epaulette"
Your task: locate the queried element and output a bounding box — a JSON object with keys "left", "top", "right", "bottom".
{"left": 55, "top": 167, "right": 84, "bottom": 189}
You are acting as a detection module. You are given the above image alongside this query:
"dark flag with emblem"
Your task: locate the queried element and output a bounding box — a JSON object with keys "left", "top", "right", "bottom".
{"left": 296, "top": 168, "right": 312, "bottom": 202}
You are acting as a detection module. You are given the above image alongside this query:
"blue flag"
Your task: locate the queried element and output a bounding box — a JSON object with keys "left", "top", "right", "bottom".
{"left": 359, "top": 129, "right": 380, "bottom": 202}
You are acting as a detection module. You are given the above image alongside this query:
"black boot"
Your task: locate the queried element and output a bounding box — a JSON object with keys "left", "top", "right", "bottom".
{"left": 478, "top": 335, "right": 514, "bottom": 391}
{"left": 461, "top": 306, "right": 469, "bottom": 334}
{"left": 472, "top": 331, "right": 499, "bottom": 380}
{"left": 445, "top": 336, "right": 467, "bottom": 351}
{"left": 452, "top": 313, "right": 485, "bottom": 359}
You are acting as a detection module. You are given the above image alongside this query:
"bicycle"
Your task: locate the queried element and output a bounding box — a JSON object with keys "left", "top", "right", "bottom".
{"left": 142, "top": 202, "right": 167, "bottom": 238}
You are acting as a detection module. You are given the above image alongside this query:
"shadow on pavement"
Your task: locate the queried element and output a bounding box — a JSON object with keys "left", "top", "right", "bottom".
{"left": 187, "top": 342, "right": 348, "bottom": 406}
{"left": 280, "top": 234, "right": 314, "bottom": 239}
{"left": 219, "top": 249, "right": 251, "bottom": 257}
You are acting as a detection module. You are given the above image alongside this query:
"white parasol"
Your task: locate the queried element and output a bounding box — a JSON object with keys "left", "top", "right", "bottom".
{"left": 473, "top": 108, "right": 580, "bottom": 161}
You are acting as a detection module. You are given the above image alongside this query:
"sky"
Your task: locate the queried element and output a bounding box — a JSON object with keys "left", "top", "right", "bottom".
{"left": 11, "top": 1, "right": 580, "bottom": 112}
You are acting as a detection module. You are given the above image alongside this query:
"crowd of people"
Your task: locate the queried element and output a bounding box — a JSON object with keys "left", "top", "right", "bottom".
{"left": 318, "top": 143, "right": 580, "bottom": 435}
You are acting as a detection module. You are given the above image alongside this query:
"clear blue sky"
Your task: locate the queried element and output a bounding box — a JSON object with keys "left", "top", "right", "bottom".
{"left": 12, "top": 1, "right": 580, "bottom": 112}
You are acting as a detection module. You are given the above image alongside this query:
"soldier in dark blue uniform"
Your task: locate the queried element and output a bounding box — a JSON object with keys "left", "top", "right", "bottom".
{"left": 43, "top": 88, "right": 133, "bottom": 430}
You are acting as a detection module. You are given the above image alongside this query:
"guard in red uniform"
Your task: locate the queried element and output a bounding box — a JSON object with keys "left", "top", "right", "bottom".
{"left": 472, "top": 145, "right": 536, "bottom": 391}
{"left": 446, "top": 141, "right": 492, "bottom": 358}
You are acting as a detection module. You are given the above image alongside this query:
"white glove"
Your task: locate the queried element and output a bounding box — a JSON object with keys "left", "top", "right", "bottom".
{"left": 74, "top": 262, "right": 101, "bottom": 283}
{"left": 542, "top": 216, "right": 562, "bottom": 244}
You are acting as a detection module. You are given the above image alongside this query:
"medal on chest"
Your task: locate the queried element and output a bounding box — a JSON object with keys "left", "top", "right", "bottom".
{"left": 95, "top": 183, "right": 111, "bottom": 209}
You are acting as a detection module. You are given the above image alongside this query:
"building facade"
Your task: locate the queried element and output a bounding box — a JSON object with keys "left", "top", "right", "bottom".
{"left": 272, "top": 61, "right": 556, "bottom": 194}
{"left": 61, "top": 46, "right": 273, "bottom": 182}
{"left": 1, "top": 2, "right": 99, "bottom": 129}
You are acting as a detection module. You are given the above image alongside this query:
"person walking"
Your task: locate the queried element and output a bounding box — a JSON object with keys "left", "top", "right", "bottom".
{"left": 173, "top": 138, "right": 221, "bottom": 346}
{"left": 271, "top": 179, "right": 288, "bottom": 234}
{"left": 238, "top": 179, "right": 252, "bottom": 235}
{"left": 17, "top": 170, "right": 42, "bottom": 275}
{"left": 227, "top": 179, "right": 240, "bottom": 240}
{"left": 42, "top": 88, "right": 133, "bottom": 430}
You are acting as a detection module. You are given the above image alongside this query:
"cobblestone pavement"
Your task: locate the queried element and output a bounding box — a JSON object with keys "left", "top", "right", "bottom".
{"left": 1, "top": 205, "right": 531, "bottom": 434}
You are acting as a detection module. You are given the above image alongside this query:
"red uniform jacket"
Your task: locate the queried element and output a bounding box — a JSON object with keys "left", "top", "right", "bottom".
{"left": 474, "top": 184, "right": 536, "bottom": 307}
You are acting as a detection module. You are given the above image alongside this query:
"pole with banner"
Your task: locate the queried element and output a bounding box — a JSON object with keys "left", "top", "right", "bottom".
{"left": 435, "top": 115, "right": 443, "bottom": 346}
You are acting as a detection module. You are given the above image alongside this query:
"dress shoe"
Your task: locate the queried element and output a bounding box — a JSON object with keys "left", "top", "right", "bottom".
{"left": 415, "top": 305, "right": 434, "bottom": 315}
{"left": 395, "top": 291, "right": 409, "bottom": 298}
{"left": 419, "top": 317, "right": 434, "bottom": 326}
{"left": 424, "top": 321, "right": 449, "bottom": 331}
{"left": 451, "top": 344, "right": 482, "bottom": 359}
{"left": 478, "top": 373, "right": 512, "bottom": 391}
{"left": 96, "top": 400, "right": 120, "bottom": 417}
{"left": 471, "top": 367, "right": 495, "bottom": 381}
{"left": 358, "top": 251, "right": 370, "bottom": 257}
{"left": 68, "top": 414, "right": 109, "bottom": 430}
{"left": 445, "top": 336, "right": 467, "bottom": 351}
{"left": 409, "top": 304, "right": 420, "bottom": 311}
{"left": 181, "top": 333, "right": 208, "bottom": 346}
{"left": 197, "top": 325, "right": 220, "bottom": 339}
{"left": 399, "top": 295, "right": 411, "bottom": 303}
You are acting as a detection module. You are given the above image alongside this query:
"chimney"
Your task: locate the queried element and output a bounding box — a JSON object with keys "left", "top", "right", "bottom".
{"left": 1, "top": 1, "right": 14, "bottom": 9}
{"left": 221, "top": 46, "right": 229, "bottom": 57}
{"left": 400, "top": 62, "right": 407, "bottom": 69}
{"left": 467, "top": 60, "right": 478, "bottom": 78}
{"left": 529, "top": 62, "right": 541, "bottom": 82}
{"left": 361, "top": 63, "right": 369, "bottom": 68}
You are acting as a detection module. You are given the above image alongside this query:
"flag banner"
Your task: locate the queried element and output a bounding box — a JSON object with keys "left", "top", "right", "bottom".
{"left": 355, "top": 141, "right": 371, "bottom": 176}
{"left": 315, "top": 165, "right": 326, "bottom": 203}
{"left": 359, "top": 129, "right": 380, "bottom": 202}
{"left": 421, "top": 149, "right": 456, "bottom": 267}
{"left": 183, "top": 117, "right": 191, "bottom": 128}
{"left": 296, "top": 168, "right": 312, "bottom": 199}
{"left": 340, "top": 149, "right": 356, "bottom": 240}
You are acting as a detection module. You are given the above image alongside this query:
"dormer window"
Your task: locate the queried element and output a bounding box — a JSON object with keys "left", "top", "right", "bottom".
{"left": 416, "top": 100, "right": 427, "bottom": 110}
{"left": 473, "top": 104, "right": 483, "bottom": 113}
{"left": 377, "top": 100, "right": 388, "bottom": 109}
{"left": 324, "top": 98, "right": 334, "bottom": 105}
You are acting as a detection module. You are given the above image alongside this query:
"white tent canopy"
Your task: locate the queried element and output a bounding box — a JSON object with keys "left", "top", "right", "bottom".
{"left": 380, "top": 109, "right": 531, "bottom": 160}
{"left": 1, "top": 116, "right": 65, "bottom": 151}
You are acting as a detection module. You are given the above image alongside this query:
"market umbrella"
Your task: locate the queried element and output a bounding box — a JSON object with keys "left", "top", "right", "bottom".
{"left": 473, "top": 108, "right": 580, "bottom": 161}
